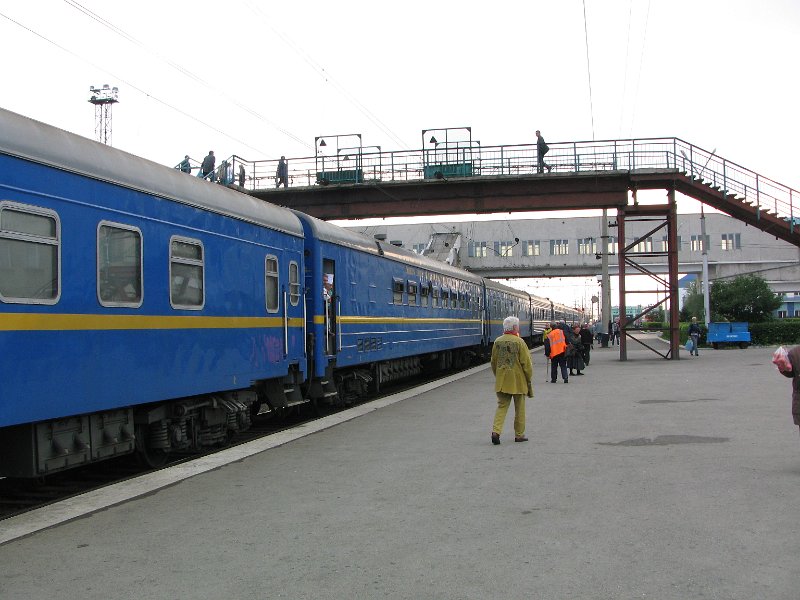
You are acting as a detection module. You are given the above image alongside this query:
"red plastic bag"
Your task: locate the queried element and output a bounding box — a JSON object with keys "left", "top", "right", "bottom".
{"left": 772, "top": 346, "right": 792, "bottom": 373}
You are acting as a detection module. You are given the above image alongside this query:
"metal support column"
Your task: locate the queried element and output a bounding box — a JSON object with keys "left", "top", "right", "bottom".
{"left": 617, "top": 208, "right": 627, "bottom": 360}
{"left": 667, "top": 188, "right": 681, "bottom": 358}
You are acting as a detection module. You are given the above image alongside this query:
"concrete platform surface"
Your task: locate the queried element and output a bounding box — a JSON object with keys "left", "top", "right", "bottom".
{"left": 1, "top": 336, "right": 799, "bottom": 599}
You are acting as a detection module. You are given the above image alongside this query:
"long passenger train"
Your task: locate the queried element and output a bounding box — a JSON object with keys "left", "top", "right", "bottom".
{"left": 0, "top": 108, "right": 581, "bottom": 477}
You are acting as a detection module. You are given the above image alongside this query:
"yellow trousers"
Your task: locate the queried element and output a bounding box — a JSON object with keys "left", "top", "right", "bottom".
{"left": 492, "top": 392, "right": 526, "bottom": 437}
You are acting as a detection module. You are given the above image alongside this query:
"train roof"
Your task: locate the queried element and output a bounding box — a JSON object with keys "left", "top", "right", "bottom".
{"left": 0, "top": 107, "right": 303, "bottom": 237}
{"left": 291, "top": 211, "right": 484, "bottom": 284}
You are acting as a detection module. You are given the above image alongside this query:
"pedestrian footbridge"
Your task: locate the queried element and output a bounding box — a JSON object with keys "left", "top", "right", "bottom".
{"left": 236, "top": 137, "right": 800, "bottom": 248}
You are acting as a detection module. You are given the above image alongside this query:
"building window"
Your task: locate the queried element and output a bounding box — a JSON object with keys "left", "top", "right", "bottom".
{"left": 690, "top": 234, "right": 710, "bottom": 252}
{"left": 550, "top": 239, "right": 569, "bottom": 255}
{"left": 0, "top": 202, "right": 60, "bottom": 304}
{"left": 170, "top": 237, "right": 204, "bottom": 309}
{"left": 661, "top": 236, "right": 682, "bottom": 252}
{"left": 468, "top": 241, "right": 488, "bottom": 258}
{"left": 721, "top": 233, "right": 741, "bottom": 251}
{"left": 578, "top": 238, "right": 597, "bottom": 255}
{"left": 98, "top": 222, "right": 142, "bottom": 307}
{"left": 521, "top": 240, "right": 540, "bottom": 256}
{"left": 411, "top": 243, "right": 426, "bottom": 254}
{"left": 607, "top": 236, "right": 618, "bottom": 255}
{"left": 778, "top": 310, "right": 788, "bottom": 319}
{"left": 630, "top": 237, "right": 653, "bottom": 253}
{"left": 494, "top": 241, "right": 514, "bottom": 257}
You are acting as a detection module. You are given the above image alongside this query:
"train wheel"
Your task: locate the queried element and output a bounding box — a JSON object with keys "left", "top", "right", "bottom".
{"left": 134, "top": 425, "right": 169, "bottom": 468}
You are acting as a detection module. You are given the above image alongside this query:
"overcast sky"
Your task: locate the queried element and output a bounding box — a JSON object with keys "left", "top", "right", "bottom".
{"left": 2, "top": 0, "right": 797, "bottom": 306}
{"left": 3, "top": 0, "right": 798, "bottom": 180}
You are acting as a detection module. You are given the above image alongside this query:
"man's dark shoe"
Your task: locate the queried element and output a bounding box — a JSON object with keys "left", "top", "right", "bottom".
{"left": 563, "top": 379, "right": 568, "bottom": 383}
{"left": 514, "top": 436, "right": 529, "bottom": 442}
{"left": 491, "top": 432, "right": 500, "bottom": 445}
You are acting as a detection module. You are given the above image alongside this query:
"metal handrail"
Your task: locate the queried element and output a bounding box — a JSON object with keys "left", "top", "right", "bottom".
{"left": 208, "top": 137, "right": 799, "bottom": 226}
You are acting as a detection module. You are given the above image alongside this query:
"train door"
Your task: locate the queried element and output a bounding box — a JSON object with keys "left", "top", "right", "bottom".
{"left": 322, "top": 258, "right": 337, "bottom": 355}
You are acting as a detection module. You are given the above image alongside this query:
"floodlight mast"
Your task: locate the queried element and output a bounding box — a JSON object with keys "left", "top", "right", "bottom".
{"left": 88, "top": 84, "right": 119, "bottom": 146}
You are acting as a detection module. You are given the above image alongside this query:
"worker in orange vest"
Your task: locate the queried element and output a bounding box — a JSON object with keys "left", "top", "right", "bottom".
{"left": 544, "top": 321, "right": 569, "bottom": 383}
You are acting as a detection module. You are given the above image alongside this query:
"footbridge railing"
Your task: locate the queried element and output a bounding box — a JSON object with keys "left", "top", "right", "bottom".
{"left": 220, "top": 137, "right": 799, "bottom": 227}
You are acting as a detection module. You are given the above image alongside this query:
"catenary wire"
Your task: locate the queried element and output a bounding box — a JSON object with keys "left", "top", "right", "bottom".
{"left": 582, "top": 0, "right": 596, "bottom": 141}
{"left": 241, "top": 0, "right": 410, "bottom": 150}
{"left": 0, "top": 10, "right": 272, "bottom": 156}
{"left": 61, "top": 0, "right": 312, "bottom": 152}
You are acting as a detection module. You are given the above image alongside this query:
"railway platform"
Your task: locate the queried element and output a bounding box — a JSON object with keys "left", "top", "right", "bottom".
{"left": 1, "top": 334, "right": 799, "bottom": 599}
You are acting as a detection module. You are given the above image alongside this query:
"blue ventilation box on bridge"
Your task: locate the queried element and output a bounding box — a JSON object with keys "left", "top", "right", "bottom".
{"left": 423, "top": 162, "right": 473, "bottom": 180}
{"left": 316, "top": 169, "right": 364, "bottom": 185}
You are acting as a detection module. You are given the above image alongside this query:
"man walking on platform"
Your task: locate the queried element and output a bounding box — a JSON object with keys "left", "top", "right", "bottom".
{"left": 544, "top": 321, "right": 569, "bottom": 383}
{"left": 490, "top": 316, "right": 533, "bottom": 445}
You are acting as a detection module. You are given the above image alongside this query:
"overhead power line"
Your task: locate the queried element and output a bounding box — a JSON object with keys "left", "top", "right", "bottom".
{"left": 0, "top": 10, "right": 274, "bottom": 155}
{"left": 242, "top": 0, "right": 410, "bottom": 150}
{"left": 61, "top": 0, "right": 312, "bottom": 152}
{"left": 582, "top": 0, "right": 596, "bottom": 141}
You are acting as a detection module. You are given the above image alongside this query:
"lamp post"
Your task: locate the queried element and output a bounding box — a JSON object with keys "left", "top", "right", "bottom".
{"left": 88, "top": 84, "right": 119, "bottom": 146}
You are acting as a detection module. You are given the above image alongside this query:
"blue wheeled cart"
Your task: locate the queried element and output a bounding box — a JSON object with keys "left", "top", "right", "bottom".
{"left": 706, "top": 322, "right": 751, "bottom": 349}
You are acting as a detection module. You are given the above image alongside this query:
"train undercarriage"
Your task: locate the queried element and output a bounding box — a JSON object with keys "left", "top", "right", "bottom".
{"left": 0, "top": 347, "right": 483, "bottom": 478}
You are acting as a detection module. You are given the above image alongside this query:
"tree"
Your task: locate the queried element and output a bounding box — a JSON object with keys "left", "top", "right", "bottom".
{"left": 681, "top": 279, "right": 706, "bottom": 322}
{"left": 709, "top": 274, "right": 782, "bottom": 322}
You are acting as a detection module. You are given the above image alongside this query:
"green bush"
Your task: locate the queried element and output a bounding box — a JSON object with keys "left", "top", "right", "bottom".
{"left": 750, "top": 320, "right": 800, "bottom": 346}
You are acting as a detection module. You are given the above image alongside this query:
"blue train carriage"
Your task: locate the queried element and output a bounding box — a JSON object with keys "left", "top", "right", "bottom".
{"left": 552, "top": 302, "right": 584, "bottom": 326}
{"left": 483, "top": 279, "right": 538, "bottom": 347}
{"left": 0, "top": 108, "right": 306, "bottom": 477}
{"left": 529, "top": 294, "right": 555, "bottom": 342}
{"left": 292, "top": 212, "right": 485, "bottom": 404}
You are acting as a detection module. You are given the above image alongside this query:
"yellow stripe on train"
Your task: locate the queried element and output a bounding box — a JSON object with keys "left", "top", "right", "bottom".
{"left": 0, "top": 313, "right": 305, "bottom": 332}
{"left": 313, "top": 315, "right": 483, "bottom": 325}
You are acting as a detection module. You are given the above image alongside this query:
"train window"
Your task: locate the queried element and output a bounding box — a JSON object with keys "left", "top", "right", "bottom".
{"left": 408, "top": 280, "right": 418, "bottom": 306}
{"left": 460, "top": 292, "right": 466, "bottom": 310}
{"left": 265, "top": 255, "right": 279, "bottom": 313}
{"left": 451, "top": 290, "right": 458, "bottom": 309}
{"left": 0, "top": 202, "right": 60, "bottom": 304}
{"left": 169, "top": 237, "right": 204, "bottom": 309}
{"left": 432, "top": 286, "right": 440, "bottom": 308}
{"left": 98, "top": 222, "right": 142, "bottom": 307}
{"left": 289, "top": 261, "right": 300, "bottom": 306}
{"left": 392, "top": 278, "right": 404, "bottom": 304}
{"left": 441, "top": 288, "right": 449, "bottom": 308}
{"left": 420, "top": 281, "right": 429, "bottom": 308}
